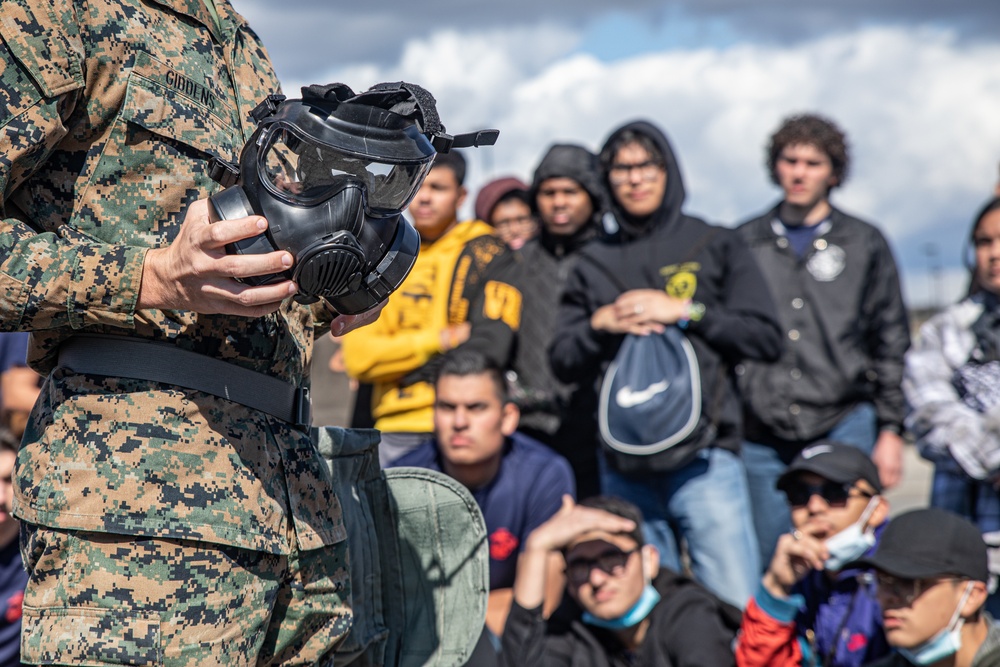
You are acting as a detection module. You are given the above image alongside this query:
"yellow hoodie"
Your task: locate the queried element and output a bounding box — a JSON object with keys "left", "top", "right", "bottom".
{"left": 342, "top": 220, "right": 522, "bottom": 433}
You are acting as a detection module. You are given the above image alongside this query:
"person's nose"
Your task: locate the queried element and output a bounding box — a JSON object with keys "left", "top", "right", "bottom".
{"left": 453, "top": 407, "right": 469, "bottom": 430}
{"left": 806, "top": 492, "right": 828, "bottom": 514}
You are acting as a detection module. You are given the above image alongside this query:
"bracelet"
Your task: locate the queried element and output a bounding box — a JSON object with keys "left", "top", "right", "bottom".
{"left": 677, "top": 300, "right": 705, "bottom": 330}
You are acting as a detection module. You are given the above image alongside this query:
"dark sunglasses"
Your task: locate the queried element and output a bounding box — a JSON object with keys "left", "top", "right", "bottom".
{"left": 784, "top": 480, "right": 873, "bottom": 507}
{"left": 565, "top": 548, "right": 637, "bottom": 585}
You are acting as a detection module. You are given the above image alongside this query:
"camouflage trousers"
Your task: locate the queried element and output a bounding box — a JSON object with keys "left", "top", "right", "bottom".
{"left": 18, "top": 525, "right": 352, "bottom": 666}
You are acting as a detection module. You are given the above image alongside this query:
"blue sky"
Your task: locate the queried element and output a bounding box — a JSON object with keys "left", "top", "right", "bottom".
{"left": 234, "top": 1, "right": 1000, "bottom": 308}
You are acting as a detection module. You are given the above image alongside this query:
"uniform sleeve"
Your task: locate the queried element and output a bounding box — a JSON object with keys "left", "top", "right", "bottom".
{"left": 734, "top": 591, "right": 804, "bottom": 667}
{"left": 904, "top": 315, "right": 999, "bottom": 479}
{"left": 686, "top": 229, "right": 783, "bottom": 364}
{"left": 0, "top": 5, "right": 147, "bottom": 332}
{"left": 861, "top": 231, "right": 911, "bottom": 434}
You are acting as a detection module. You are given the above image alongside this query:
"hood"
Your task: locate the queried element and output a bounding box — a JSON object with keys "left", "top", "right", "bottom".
{"left": 530, "top": 143, "right": 607, "bottom": 250}
{"left": 599, "top": 120, "right": 686, "bottom": 238}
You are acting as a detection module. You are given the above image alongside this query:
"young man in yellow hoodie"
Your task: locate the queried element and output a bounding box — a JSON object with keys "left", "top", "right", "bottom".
{"left": 342, "top": 151, "right": 523, "bottom": 465}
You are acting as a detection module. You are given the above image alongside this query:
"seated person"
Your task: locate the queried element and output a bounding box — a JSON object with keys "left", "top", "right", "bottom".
{"left": 389, "top": 349, "right": 575, "bottom": 636}
{"left": 501, "top": 495, "right": 739, "bottom": 667}
{"left": 853, "top": 508, "right": 998, "bottom": 667}
{"left": 737, "top": 442, "right": 891, "bottom": 667}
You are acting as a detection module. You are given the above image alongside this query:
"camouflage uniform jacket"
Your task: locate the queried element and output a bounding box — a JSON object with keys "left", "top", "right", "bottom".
{"left": 0, "top": 0, "right": 345, "bottom": 555}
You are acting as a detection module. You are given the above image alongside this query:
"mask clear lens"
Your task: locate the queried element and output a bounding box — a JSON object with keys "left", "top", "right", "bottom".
{"left": 259, "top": 127, "right": 432, "bottom": 212}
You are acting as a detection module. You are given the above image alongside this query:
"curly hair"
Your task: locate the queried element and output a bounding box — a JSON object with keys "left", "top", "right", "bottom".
{"left": 767, "top": 114, "right": 849, "bottom": 189}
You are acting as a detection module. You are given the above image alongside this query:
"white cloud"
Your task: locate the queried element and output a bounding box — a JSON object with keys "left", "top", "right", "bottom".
{"left": 280, "top": 24, "right": 1000, "bottom": 297}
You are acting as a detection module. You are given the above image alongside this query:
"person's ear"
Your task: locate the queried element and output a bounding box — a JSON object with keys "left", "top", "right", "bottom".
{"left": 456, "top": 185, "right": 468, "bottom": 210}
{"left": 961, "top": 581, "right": 989, "bottom": 619}
{"left": 641, "top": 544, "right": 659, "bottom": 580}
{"left": 500, "top": 401, "right": 519, "bottom": 436}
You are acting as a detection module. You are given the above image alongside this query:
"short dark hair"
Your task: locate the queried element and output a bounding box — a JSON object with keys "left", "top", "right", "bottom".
{"left": 767, "top": 113, "right": 850, "bottom": 188}
{"left": 434, "top": 349, "right": 509, "bottom": 403}
{"left": 432, "top": 150, "right": 467, "bottom": 186}
{"left": 578, "top": 495, "right": 645, "bottom": 546}
{"left": 599, "top": 129, "right": 664, "bottom": 175}
{"left": 967, "top": 196, "right": 1000, "bottom": 295}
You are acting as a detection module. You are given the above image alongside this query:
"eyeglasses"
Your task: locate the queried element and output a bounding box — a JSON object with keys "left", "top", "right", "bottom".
{"left": 492, "top": 214, "right": 535, "bottom": 229}
{"left": 565, "top": 548, "right": 637, "bottom": 586}
{"left": 608, "top": 160, "right": 663, "bottom": 185}
{"left": 783, "top": 480, "right": 873, "bottom": 508}
{"left": 874, "top": 573, "right": 962, "bottom": 605}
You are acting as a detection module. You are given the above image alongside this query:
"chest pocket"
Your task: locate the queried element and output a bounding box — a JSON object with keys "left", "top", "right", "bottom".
{"left": 75, "top": 54, "right": 238, "bottom": 248}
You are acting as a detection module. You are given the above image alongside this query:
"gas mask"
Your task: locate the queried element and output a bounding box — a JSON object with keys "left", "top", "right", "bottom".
{"left": 207, "top": 82, "right": 498, "bottom": 314}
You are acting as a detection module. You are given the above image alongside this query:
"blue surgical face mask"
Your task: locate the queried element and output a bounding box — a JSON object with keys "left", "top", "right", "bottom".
{"left": 582, "top": 551, "right": 661, "bottom": 630}
{"left": 897, "top": 582, "right": 974, "bottom": 665}
{"left": 824, "top": 496, "right": 879, "bottom": 571}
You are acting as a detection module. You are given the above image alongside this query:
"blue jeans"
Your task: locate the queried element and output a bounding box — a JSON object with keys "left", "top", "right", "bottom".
{"left": 599, "top": 446, "right": 759, "bottom": 609}
{"left": 743, "top": 402, "right": 878, "bottom": 572}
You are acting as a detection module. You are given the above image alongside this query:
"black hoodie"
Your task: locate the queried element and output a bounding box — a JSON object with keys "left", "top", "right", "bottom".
{"left": 509, "top": 144, "right": 606, "bottom": 495}
{"left": 548, "top": 121, "right": 782, "bottom": 462}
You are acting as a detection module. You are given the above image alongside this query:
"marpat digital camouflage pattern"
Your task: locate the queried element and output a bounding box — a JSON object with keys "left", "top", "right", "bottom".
{"left": 0, "top": 0, "right": 353, "bottom": 662}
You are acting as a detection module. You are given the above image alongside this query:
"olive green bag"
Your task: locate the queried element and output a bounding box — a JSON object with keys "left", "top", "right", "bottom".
{"left": 314, "top": 427, "right": 489, "bottom": 667}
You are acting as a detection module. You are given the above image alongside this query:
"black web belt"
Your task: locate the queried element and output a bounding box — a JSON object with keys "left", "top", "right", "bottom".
{"left": 57, "top": 335, "right": 311, "bottom": 428}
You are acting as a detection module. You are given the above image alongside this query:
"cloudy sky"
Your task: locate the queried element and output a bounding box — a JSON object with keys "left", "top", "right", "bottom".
{"left": 234, "top": 1, "right": 1000, "bottom": 309}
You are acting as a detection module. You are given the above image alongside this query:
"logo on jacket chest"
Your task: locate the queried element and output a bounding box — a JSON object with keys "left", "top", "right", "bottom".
{"left": 806, "top": 243, "right": 846, "bottom": 282}
{"left": 659, "top": 262, "right": 700, "bottom": 300}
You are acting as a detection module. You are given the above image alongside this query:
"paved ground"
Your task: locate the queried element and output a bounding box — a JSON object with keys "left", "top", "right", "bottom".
{"left": 884, "top": 443, "right": 934, "bottom": 516}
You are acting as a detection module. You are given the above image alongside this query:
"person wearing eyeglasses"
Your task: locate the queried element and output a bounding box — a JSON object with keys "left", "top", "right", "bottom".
{"left": 474, "top": 177, "right": 538, "bottom": 251}
{"left": 848, "top": 508, "right": 998, "bottom": 667}
{"left": 501, "top": 494, "right": 739, "bottom": 667}
{"left": 736, "top": 441, "right": 891, "bottom": 667}
{"left": 550, "top": 120, "right": 782, "bottom": 608}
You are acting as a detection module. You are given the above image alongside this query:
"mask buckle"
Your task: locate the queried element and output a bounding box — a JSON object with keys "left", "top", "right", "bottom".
{"left": 208, "top": 157, "right": 240, "bottom": 187}
{"left": 250, "top": 94, "right": 287, "bottom": 122}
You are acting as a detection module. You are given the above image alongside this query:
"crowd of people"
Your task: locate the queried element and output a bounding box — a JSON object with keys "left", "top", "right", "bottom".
{"left": 2, "top": 1, "right": 1000, "bottom": 664}
{"left": 333, "top": 112, "right": 1000, "bottom": 666}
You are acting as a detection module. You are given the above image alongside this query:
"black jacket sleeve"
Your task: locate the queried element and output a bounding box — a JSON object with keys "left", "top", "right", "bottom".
{"left": 686, "top": 228, "right": 783, "bottom": 365}
{"left": 547, "top": 259, "right": 620, "bottom": 385}
{"left": 653, "top": 586, "right": 737, "bottom": 667}
{"left": 860, "top": 230, "right": 910, "bottom": 433}
{"left": 500, "top": 601, "right": 573, "bottom": 667}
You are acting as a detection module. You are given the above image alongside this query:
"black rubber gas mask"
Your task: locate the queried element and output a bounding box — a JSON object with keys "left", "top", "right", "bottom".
{"left": 208, "top": 82, "right": 498, "bottom": 314}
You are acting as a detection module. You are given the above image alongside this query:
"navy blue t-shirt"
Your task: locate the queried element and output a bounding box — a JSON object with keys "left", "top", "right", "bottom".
{"left": 0, "top": 538, "right": 26, "bottom": 667}
{"left": 391, "top": 431, "right": 575, "bottom": 591}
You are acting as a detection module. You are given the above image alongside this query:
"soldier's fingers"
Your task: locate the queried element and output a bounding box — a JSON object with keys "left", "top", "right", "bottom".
{"left": 199, "top": 216, "right": 269, "bottom": 250}
{"left": 202, "top": 279, "right": 297, "bottom": 309}
{"left": 215, "top": 250, "right": 294, "bottom": 279}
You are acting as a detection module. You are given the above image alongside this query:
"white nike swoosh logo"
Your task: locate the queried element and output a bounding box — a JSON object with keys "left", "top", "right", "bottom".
{"left": 616, "top": 380, "right": 669, "bottom": 408}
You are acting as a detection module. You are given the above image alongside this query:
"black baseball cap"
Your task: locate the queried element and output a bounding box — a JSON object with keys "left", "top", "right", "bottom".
{"left": 776, "top": 440, "right": 882, "bottom": 494}
{"left": 846, "top": 508, "right": 989, "bottom": 582}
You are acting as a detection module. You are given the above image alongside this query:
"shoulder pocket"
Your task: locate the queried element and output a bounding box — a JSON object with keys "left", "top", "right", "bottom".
{"left": 0, "top": 0, "right": 84, "bottom": 100}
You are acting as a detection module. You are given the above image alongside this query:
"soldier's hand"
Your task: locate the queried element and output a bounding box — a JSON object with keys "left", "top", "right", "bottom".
{"left": 139, "top": 199, "right": 297, "bottom": 316}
